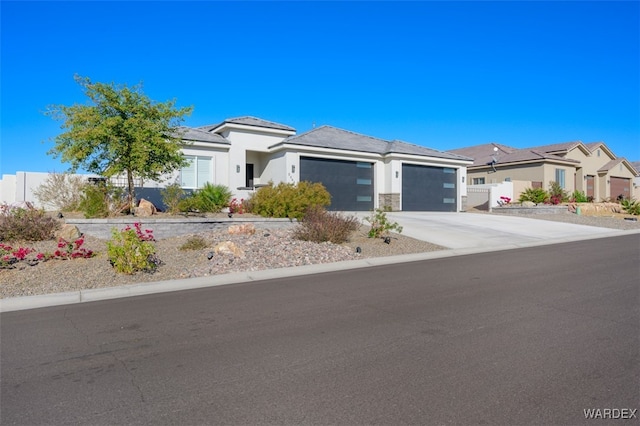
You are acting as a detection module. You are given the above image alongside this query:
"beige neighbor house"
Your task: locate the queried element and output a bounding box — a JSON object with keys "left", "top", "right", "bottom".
{"left": 448, "top": 141, "right": 638, "bottom": 202}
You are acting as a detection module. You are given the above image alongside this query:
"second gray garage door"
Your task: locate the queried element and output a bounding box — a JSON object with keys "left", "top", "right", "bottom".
{"left": 402, "top": 164, "right": 457, "bottom": 211}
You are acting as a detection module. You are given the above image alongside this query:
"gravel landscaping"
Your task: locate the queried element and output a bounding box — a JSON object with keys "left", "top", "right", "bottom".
{"left": 1, "top": 211, "right": 638, "bottom": 299}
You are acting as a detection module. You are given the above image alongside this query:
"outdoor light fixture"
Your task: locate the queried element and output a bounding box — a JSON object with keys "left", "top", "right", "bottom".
{"left": 292, "top": 165, "right": 295, "bottom": 173}
{"left": 395, "top": 171, "right": 399, "bottom": 178}
{"left": 236, "top": 165, "right": 240, "bottom": 173}
{"left": 462, "top": 176, "right": 465, "bottom": 183}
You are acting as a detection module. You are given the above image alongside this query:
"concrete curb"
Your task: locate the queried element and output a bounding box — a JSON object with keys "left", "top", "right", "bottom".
{"left": 1, "top": 229, "right": 638, "bottom": 313}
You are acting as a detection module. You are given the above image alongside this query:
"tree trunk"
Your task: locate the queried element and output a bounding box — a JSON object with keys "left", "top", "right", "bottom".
{"left": 127, "top": 170, "right": 136, "bottom": 214}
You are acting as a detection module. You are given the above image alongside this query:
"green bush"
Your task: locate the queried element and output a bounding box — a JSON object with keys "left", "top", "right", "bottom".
{"left": 107, "top": 226, "right": 158, "bottom": 274}
{"left": 293, "top": 206, "right": 360, "bottom": 244}
{"left": 570, "top": 190, "right": 589, "bottom": 203}
{"left": 0, "top": 203, "right": 60, "bottom": 241}
{"left": 518, "top": 187, "right": 548, "bottom": 204}
{"left": 247, "top": 181, "right": 331, "bottom": 220}
{"left": 364, "top": 208, "right": 403, "bottom": 238}
{"left": 161, "top": 183, "right": 185, "bottom": 214}
{"left": 178, "top": 183, "right": 232, "bottom": 213}
{"left": 79, "top": 181, "right": 128, "bottom": 218}
{"left": 620, "top": 198, "right": 640, "bottom": 216}
{"left": 197, "top": 183, "right": 232, "bottom": 213}
{"left": 79, "top": 183, "right": 109, "bottom": 218}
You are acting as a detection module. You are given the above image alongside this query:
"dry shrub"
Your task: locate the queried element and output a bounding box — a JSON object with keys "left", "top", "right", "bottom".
{"left": 0, "top": 203, "right": 60, "bottom": 241}
{"left": 293, "top": 206, "right": 360, "bottom": 244}
{"left": 32, "top": 172, "right": 87, "bottom": 211}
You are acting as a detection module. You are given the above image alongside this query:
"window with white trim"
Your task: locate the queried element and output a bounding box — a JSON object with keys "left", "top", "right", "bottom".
{"left": 181, "top": 155, "right": 213, "bottom": 188}
{"left": 472, "top": 177, "right": 485, "bottom": 185}
{"left": 555, "top": 168, "right": 566, "bottom": 188}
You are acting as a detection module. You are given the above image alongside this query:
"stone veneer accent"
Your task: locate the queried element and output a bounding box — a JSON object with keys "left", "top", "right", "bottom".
{"left": 378, "top": 193, "right": 400, "bottom": 211}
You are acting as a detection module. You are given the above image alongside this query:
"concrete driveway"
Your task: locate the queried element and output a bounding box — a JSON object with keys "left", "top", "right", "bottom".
{"left": 352, "top": 211, "right": 626, "bottom": 249}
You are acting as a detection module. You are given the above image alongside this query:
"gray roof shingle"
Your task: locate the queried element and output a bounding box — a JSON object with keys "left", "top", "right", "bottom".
{"left": 273, "top": 126, "right": 472, "bottom": 161}
{"left": 449, "top": 143, "right": 579, "bottom": 167}
{"left": 176, "top": 127, "right": 230, "bottom": 144}
{"left": 198, "top": 116, "right": 296, "bottom": 133}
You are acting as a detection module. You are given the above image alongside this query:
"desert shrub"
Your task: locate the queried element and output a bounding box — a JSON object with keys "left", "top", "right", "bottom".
{"left": 247, "top": 181, "right": 331, "bottom": 220}
{"left": 178, "top": 184, "right": 232, "bottom": 213}
{"left": 161, "top": 182, "right": 185, "bottom": 214}
{"left": 548, "top": 181, "right": 569, "bottom": 205}
{"left": 293, "top": 206, "right": 360, "bottom": 244}
{"left": 364, "top": 208, "right": 403, "bottom": 238}
{"left": 518, "top": 187, "right": 548, "bottom": 204}
{"left": 107, "top": 225, "right": 158, "bottom": 274}
{"left": 197, "top": 183, "right": 232, "bottom": 213}
{"left": 570, "top": 190, "right": 589, "bottom": 203}
{"left": 620, "top": 198, "right": 640, "bottom": 216}
{"left": 177, "top": 194, "right": 199, "bottom": 213}
{"left": 79, "top": 181, "right": 128, "bottom": 218}
{"left": 79, "top": 184, "right": 109, "bottom": 218}
{"left": 32, "top": 172, "right": 87, "bottom": 211}
{"left": 0, "top": 203, "right": 60, "bottom": 241}
{"left": 179, "top": 235, "right": 209, "bottom": 251}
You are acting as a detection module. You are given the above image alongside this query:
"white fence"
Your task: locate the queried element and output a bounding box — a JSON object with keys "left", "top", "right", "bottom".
{"left": 465, "top": 181, "right": 514, "bottom": 211}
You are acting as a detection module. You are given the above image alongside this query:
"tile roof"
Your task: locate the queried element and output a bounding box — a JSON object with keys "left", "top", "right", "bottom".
{"left": 523, "top": 141, "right": 584, "bottom": 154}
{"left": 175, "top": 127, "right": 230, "bottom": 144}
{"left": 597, "top": 157, "right": 639, "bottom": 174}
{"left": 449, "top": 143, "right": 579, "bottom": 167}
{"left": 274, "top": 126, "right": 472, "bottom": 161}
{"left": 198, "top": 116, "right": 296, "bottom": 133}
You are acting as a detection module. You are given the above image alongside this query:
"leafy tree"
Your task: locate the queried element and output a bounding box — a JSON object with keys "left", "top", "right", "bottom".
{"left": 45, "top": 75, "right": 193, "bottom": 212}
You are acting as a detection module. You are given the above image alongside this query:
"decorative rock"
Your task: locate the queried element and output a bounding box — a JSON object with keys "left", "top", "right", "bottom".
{"left": 135, "top": 198, "right": 157, "bottom": 217}
{"left": 214, "top": 241, "right": 244, "bottom": 257}
{"left": 521, "top": 201, "right": 536, "bottom": 207}
{"left": 55, "top": 224, "right": 81, "bottom": 241}
{"left": 228, "top": 223, "right": 256, "bottom": 235}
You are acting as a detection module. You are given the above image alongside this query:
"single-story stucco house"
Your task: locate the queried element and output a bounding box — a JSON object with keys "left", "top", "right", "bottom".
{"left": 168, "top": 116, "right": 473, "bottom": 212}
{"left": 1, "top": 116, "right": 474, "bottom": 212}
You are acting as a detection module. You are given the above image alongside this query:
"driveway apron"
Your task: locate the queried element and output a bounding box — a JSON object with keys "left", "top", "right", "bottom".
{"left": 352, "top": 212, "right": 621, "bottom": 249}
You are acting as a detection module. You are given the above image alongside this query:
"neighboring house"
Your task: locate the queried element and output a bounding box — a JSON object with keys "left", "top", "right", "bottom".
{"left": 449, "top": 141, "right": 638, "bottom": 202}
{"left": 1, "top": 116, "right": 473, "bottom": 212}
{"left": 632, "top": 161, "right": 640, "bottom": 200}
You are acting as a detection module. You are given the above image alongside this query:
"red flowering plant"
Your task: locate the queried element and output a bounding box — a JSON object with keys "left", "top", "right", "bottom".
{"left": 123, "top": 222, "right": 155, "bottom": 241}
{"left": 0, "top": 237, "right": 95, "bottom": 269}
{"left": 53, "top": 237, "right": 95, "bottom": 259}
{"left": 228, "top": 198, "right": 245, "bottom": 214}
{"left": 496, "top": 196, "right": 512, "bottom": 207}
{"left": 0, "top": 243, "right": 36, "bottom": 268}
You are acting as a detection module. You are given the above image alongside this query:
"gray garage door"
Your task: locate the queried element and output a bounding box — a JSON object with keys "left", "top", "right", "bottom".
{"left": 402, "top": 164, "right": 457, "bottom": 211}
{"left": 300, "top": 157, "right": 374, "bottom": 211}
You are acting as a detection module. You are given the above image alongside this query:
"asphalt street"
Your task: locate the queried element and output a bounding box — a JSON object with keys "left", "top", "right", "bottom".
{"left": 1, "top": 234, "right": 638, "bottom": 425}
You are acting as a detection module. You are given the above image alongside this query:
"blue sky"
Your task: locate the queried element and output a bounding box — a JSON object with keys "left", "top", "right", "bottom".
{"left": 2, "top": 1, "right": 639, "bottom": 176}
